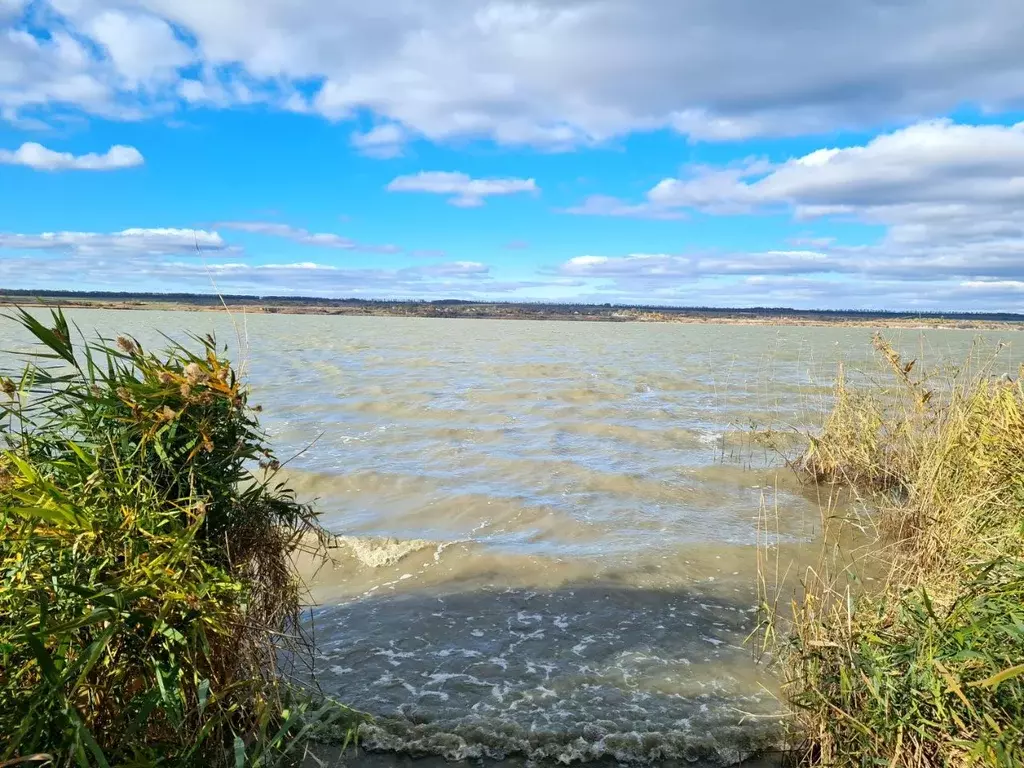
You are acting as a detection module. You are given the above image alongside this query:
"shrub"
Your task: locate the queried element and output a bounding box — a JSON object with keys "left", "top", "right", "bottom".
{"left": 0, "top": 308, "right": 360, "bottom": 767}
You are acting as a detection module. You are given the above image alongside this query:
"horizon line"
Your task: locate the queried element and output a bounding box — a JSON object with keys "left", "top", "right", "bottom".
{"left": 1, "top": 288, "right": 1021, "bottom": 321}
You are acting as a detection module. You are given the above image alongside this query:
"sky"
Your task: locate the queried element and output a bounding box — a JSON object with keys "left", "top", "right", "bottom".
{"left": 3, "top": 1, "right": 1024, "bottom": 311}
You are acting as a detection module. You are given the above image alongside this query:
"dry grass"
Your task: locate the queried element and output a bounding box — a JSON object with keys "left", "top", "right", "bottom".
{"left": 768, "top": 334, "right": 1024, "bottom": 767}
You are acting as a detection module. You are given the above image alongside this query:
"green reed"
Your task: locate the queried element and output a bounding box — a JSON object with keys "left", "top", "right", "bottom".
{"left": 766, "top": 335, "right": 1024, "bottom": 767}
{"left": 0, "top": 308, "right": 363, "bottom": 767}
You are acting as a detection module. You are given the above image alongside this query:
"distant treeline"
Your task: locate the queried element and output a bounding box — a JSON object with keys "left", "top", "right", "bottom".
{"left": 2, "top": 288, "right": 1022, "bottom": 322}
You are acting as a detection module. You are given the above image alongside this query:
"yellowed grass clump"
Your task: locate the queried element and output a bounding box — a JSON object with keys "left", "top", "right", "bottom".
{"left": 775, "top": 335, "right": 1024, "bottom": 767}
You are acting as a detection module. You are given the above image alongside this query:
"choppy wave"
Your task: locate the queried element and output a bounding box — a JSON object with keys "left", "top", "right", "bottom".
{"left": 358, "top": 715, "right": 783, "bottom": 765}
{"left": 308, "top": 581, "right": 783, "bottom": 766}
{"left": 329, "top": 535, "right": 437, "bottom": 568}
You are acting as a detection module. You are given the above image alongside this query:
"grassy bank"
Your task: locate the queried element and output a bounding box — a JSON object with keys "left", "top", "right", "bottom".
{"left": 770, "top": 336, "right": 1024, "bottom": 766}
{"left": 0, "top": 309, "right": 361, "bottom": 767}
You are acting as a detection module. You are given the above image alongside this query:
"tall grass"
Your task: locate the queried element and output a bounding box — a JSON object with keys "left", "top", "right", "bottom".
{"left": 0, "top": 308, "right": 361, "bottom": 767}
{"left": 771, "top": 334, "right": 1024, "bottom": 767}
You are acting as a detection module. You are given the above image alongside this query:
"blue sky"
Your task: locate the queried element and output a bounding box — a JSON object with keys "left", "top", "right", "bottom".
{"left": 3, "top": 0, "right": 1024, "bottom": 311}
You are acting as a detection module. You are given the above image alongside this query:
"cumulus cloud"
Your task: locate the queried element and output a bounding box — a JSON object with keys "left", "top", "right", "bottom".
{"left": 176, "top": 70, "right": 289, "bottom": 109}
{"left": 567, "top": 159, "right": 773, "bottom": 219}
{"left": 0, "top": 0, "right": 25, "bottom": 21}
{"left": 419, "top": 260, "right": 488, "bottom": 276}
{"left": 11, "top": 1, "right": 1024, "bottom": 145}
{"left": 556, "top": 270, "right": 1024, "bottom": 313}
{"left": 552, "top": 245, "right": 1024, "bottom": 309}
{"left": 643, "top": 120, "right": 1024, "bottom": 230}
{"left": 4, "top": 225, "right": 1022, "bottom": 310}
{"left": 559, "top": 245, "right": 1024, "bottom": 284}
{"left": 351, "top": 123, "right": 407, "bottom": 158}
{"left": 0, "top": 142, "right": 144, "bottom": 171}
{"left": 960, "top": 279, "right": 1024, "bottom": 294}
{"left": 216, "top": 221, "right": 402, "bottom": 253}
{"left": 85, "top": 10, "right": 193, "bottom": 84}
{"left": 560, "top": 251, "right": 836, "bottom": 281}
{"left": 0, "top": 228, "right": 226, "bottom": 256}
{"left": 559, "top": 120, "right": 1024, "bottom": 303}
{"left": 191, "top": 259, "right": 490, "bottom": 286}
{"left": 139, "top": 0, "right": 1024, "bottom": 143}
{"left": 0, "top": 252, "right": 544, "bottom": 300}
{"left": 387, "top": 171, "right": 538, "bottom": 207}
{"left": 0, "top": 223, "right": 510, "bottom": 300}
{"left": 562, "top": 194, "right": 686, "bottom": 220}
{"left": 1, "top": 27, "right": 131, "bottom": 119}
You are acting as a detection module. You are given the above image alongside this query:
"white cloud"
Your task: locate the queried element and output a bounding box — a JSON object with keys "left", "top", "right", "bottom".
{"left": 420, "top": 260, "right": 488, "bottom": 276}
{"left": 216, "top": 221, "right": 402, "bottom": 253}
{"left": 0, "top": 228, "right": 226, "bottom": 256}
{"left": 0, "top": 252, "right": 534, "bottom": 299}
{"left": 563, "top": 121, "right": 1024, "bottom": 294}
{"left": 552, "top": 227, "right": 1024, "bottom": 310}
{"left": 0, "top": 0, "right": 25, "bottom": 22}
{"left": 176, "top": 66, "right": 303, "bottom": 110}
{"left": 562, "top": 194, "right": 686, "bottom": 220}
{"left": 387, "top": 171, "right": 538, "bottom": 207}
{"left": 560, "top": 250, "right": 835, "bottom": 280}
{"left": 643, "top": 120, "right": 1024, "bottom": 225}
{"left": 1, "top": 28, "right": 119, "bottom": 117}
{"left": 4, "top": 228, "right": 1024, "bottom": 310}
{"left": 157, "top": 259, "right": 493, "bottom": 287}
{"left": 668, "top": 110, "right": 779, "bottom": 142}
{"left": 566, "top": 159, "right": 774, "bottom": 219}
{"left": 961, "top": 279, "right": 1024, "bottom": 293}
{"left": 351, "top": 123, "right": 406, "bottom": 158}
{"left": 560, "top": 270, "right": 1024, "bottom": 313}
{"left": 9, "top": 1, "right": 1024, "bottom": 146}
{"left": 646, "top": 163, "right": 770, "bottom": 214}
{"left": 0, "top": 142, "right": 144, "bottom": 170}
{"left": 559, "top": 245, "right": 1024, "bottom": 285}
{"left": 86, "top": 10, "right": 193, "bottom": 83}
{"left": 178, "top": 78, "right": 213, "bottom": 103}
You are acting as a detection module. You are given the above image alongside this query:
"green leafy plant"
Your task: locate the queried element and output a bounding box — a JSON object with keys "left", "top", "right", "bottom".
{"left": 0, "top": 308, "right": 363, "bottom": 767}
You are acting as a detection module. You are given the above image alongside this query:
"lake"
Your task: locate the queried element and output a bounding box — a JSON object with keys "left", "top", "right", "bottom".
{"left": 2, "top": 310, "right": 1019, "bottom": 765}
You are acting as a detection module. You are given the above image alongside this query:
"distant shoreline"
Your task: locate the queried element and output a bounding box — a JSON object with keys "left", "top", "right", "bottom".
{"left": 2, "top": 293, "right": 1022, "bottom": 331}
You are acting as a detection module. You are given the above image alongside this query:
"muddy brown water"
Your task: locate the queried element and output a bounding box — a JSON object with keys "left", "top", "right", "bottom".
{"left": 2, "top": 311, "right": 1020, "bottom": 765}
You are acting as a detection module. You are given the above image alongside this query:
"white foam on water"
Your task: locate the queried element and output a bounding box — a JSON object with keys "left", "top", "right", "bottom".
{"left": 375, "top": 648, "right": 416, "bottom": 666}
{"left": 571, "top": 635, "right": 595, "bottom": 657}
{"left": 358, "top": 716, "right": 783, "bottom": 765}
{"left": 697, "top": 429, "right": 724, "bottom": 446}
{"left": 331, "top": 535, "right": 435, "bottom": 568}
{"left": 435, "top": 648, "right": 483, "bottom": 659}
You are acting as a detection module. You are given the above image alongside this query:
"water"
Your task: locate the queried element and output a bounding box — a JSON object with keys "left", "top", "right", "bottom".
{"left": 2, "top": 310, "right": 1020, "bottom": 765}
